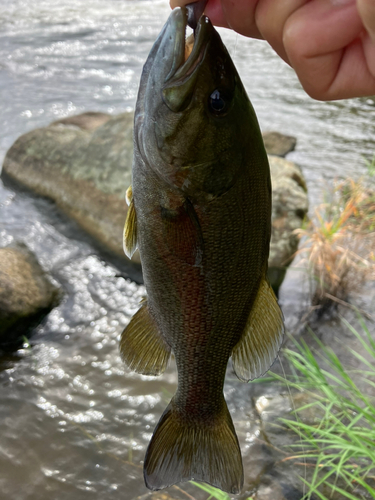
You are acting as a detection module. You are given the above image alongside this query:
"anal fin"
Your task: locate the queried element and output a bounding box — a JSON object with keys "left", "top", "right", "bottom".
{"left": 232, "top": 276, "right": 285, "bottom": 382}
{"left": 120, "top": 299, "right": 171, "bottom": 376}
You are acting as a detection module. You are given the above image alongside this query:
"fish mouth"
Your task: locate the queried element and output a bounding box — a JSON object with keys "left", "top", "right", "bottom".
{"left": 164, "top": 6, "right": 210, "bottom": 85}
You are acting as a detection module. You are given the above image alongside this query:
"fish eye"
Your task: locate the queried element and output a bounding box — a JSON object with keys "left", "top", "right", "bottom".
{"left": 208, "top": 89, "right": 227, "bottom": 114}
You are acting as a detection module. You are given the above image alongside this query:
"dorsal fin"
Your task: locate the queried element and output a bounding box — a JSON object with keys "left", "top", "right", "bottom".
{"left": 120, "top": 299, "right": 171, "bottom": 376}
{"left": 231, "top": 276, "right": 284, "bottom": 382}
{"left": 123, "top": 185, "right": 138, "bottom": 259}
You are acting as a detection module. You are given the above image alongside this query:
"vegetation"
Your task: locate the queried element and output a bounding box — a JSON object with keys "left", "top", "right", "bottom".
{"left": 272, "top": 317, "right": 375, "bottom": 500}
{"left": 191, "top": 481, "right": 254, "bottom": 500}
{"left": 296, "top": 177, "right": 375, "bottom": 313}
{"left": 364, "top": 154, "right": 375, "bottom": 177}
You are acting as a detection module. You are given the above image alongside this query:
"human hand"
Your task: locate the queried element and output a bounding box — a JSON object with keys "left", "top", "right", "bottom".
{"left": 170, "top": 0, "right": 375, "bottom": 100}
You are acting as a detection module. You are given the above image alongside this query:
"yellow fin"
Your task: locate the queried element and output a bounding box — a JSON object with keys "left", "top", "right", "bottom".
{"left": 144, "top": 397, "right": 243, "bottom": 494}
{"left": 232, "top": 277, "right": 284, "bottom": 382}
{"left": 123, "top": 186, "right": 137, "bottom": 259}
{"left": 120, "top": 299, "right": 171, "bottom": 376}
{"left": 125, "top": 185, "right": 133, "bottom": 206}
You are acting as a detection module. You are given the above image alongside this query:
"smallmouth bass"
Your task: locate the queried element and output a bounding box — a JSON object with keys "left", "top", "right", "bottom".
{"left": 121, "top": 4, "right": 284, "bottom": 494}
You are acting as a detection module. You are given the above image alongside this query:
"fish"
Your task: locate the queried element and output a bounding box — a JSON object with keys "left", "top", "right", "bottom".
{"left": 120, "top": 2, "right": 284, "bottom": 494}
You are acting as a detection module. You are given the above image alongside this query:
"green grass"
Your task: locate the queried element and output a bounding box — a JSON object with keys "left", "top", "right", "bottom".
{"left": 273, "top": 316, "right": 375, "bottom": 499}
{"left": 364, "top": 154, "right": 375, "bottom": 177}
{"left": 191, "top": 481, "right": 254, "bottom": 500}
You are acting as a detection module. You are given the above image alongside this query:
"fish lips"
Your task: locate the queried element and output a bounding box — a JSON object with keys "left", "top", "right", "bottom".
{"left": 161, "top": 7, "right": 212, "bottom": 113}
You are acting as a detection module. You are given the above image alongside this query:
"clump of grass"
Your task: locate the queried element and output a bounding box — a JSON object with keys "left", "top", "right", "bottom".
{"left": 273, "top": 317, "right": 375, "bottom": 499}
{"left": 191, "top": 481, "right": 254, "bottom": 500}
{"left": 296, "top": 178, "right": 375, "bottom": 313}
{"left": 191, "top": 482, "right": 232, "bottom": 500}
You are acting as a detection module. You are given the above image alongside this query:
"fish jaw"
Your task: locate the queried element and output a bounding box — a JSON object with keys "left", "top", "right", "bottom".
{"left": 162, "top": 14, "right": 212, "bottom": 112}
{"left": 186, "top": 0, "right": 209, "bottom": 30}
{"left": 136, "top": 7, "right": 211, "bottom": 112}
{"left": 134, "top": 6, "right": 214, "bottom": 173}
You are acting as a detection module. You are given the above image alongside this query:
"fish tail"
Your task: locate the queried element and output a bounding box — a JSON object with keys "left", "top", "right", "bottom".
{"left": 144, "top": 398, "right": 243, "bottom": 494}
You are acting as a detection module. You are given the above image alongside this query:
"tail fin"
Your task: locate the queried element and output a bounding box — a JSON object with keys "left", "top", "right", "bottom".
{"left": 144, "top": 398, "right": 243, "bottom": 494}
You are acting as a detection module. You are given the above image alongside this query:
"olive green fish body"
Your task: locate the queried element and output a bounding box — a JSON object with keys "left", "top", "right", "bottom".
{"left": 121, "top": 6, "right": 284, "bottom": 494}
{"left": 135, "top": 157, "right": 270, "bottom": 400}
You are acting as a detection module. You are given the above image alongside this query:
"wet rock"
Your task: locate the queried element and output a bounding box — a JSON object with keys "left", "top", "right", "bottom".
{"left": 0, "top": 243, "right": 60, "bottom": 350}
{"left": 262, "top": 131, "right": 297, "bottom": 157}
{"left": 2, "top": 112, "right": 307, "bottom": 290}
{"left": 2, "top": 111, "right": 142, "bottom": 273}
{"left": 268, "top": 156, "right": 308, "bottom": 294}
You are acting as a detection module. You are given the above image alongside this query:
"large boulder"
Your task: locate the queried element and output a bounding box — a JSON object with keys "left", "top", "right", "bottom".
{"left": 0, "top": 243, "right": 61, "bottom": 350}
{"left": 2, "top": 111, "right": 139, "bottom": 267}
{"left": 2, "top": 113, "right": 308, "bottom": 291}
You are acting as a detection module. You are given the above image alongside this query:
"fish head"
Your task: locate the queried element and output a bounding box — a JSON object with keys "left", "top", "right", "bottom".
{"left": 135, "top": 7, "right": 266, "bottom": 201}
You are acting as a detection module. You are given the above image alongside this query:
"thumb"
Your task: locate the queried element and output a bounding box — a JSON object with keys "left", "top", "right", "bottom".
{"left": 170, "top": 0, "right": 185, "bottom": 8}
{"left": 357, "top": 0, "right": 375, "bottom": 40}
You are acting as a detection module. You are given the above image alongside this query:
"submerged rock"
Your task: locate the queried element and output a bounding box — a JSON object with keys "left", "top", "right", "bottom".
{"left": 0, "top": 243, "right": 60, "bottom": 350}
{"left": 2, "top": 112, "right": 308, "bottom": 290}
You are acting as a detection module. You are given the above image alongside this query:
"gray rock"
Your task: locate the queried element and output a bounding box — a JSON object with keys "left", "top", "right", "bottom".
{"left": 2, "top": 112, "right": 308, "bottom": 290}
{"left": 262, "top": 131, "right": 297, "bottom": 157}
{"left": 0, "top": 243, "right": 60, "bottom": 350}
{"left": 268, "top": 156, "right": 308, "bottom": 294}
{"left": 53, "top": 111, "right": 112, "bottom": 131}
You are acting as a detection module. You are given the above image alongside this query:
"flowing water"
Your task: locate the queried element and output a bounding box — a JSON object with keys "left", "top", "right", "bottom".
{"left": 0, "top": 0, "right": 374, "bottom": 499}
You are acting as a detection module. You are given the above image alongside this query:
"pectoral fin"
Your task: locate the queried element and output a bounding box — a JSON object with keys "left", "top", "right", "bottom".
{"left": 123, "top": 186, "right": 138, "bottom": 259}
{"left": 120, "top": 299, "right": 171, "bottom": 376}
{"left": 232, "top": 277, "right": 284, "bottom": 382}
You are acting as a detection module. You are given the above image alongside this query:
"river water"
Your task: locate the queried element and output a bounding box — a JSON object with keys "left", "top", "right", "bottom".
{"left": 0, "top": 1, "right": 374, "bottom": 499}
